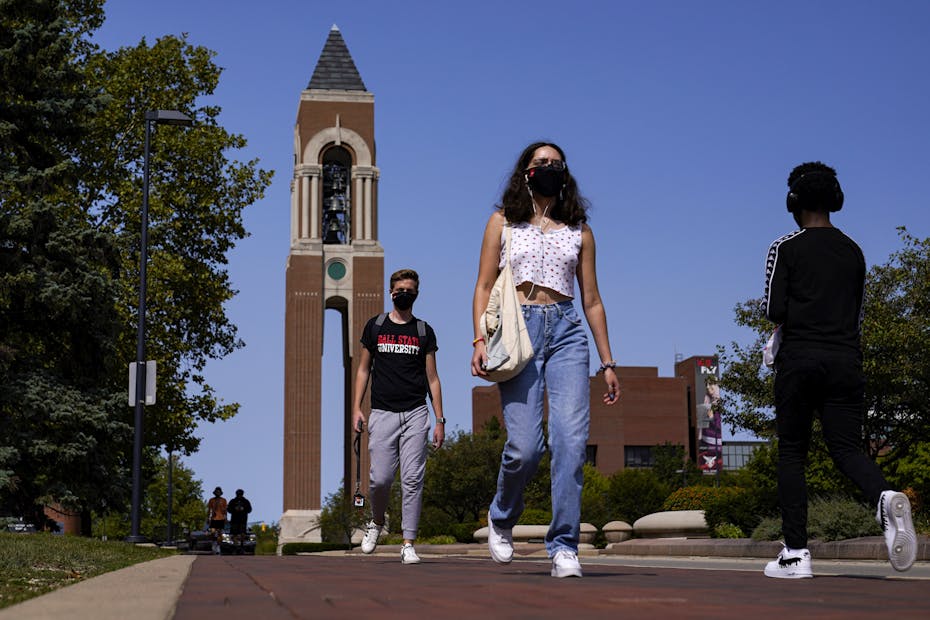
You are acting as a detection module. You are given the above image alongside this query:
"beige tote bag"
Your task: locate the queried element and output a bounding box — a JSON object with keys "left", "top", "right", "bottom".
{"left": 480, "top": 225, "right": 534, "bottom": 382}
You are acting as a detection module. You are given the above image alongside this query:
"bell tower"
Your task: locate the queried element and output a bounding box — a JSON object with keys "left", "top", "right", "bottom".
{"left": 279, "top": 25, "right": 383, "bottom": 545}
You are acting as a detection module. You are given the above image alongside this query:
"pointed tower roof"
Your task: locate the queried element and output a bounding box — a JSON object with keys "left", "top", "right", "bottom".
{"left": 307, "top": 25, "right": 367, "bottom": 91}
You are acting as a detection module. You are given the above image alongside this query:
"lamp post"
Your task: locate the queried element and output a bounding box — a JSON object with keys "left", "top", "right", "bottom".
{"left": 127, "top": 110, "right": 193, "bottom": 543}
{"left": 166, "top": 449, "right": 173, "bottom": 544}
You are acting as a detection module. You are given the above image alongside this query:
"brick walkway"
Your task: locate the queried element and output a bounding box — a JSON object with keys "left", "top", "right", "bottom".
{"left": 173, "top": 551, "right": 930, "bottom": 620}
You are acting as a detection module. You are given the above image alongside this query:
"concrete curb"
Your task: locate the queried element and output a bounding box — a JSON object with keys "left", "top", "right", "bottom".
{"left": 0, "top": 554, "right": 195, "bottom": 620}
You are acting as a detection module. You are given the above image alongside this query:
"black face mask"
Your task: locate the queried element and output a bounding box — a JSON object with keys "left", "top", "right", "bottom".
{"left": 392, "top": 291, "right": 417, "bottom": 311}
{"left": 525, "top": 165, "right": 564, "bottom": 197}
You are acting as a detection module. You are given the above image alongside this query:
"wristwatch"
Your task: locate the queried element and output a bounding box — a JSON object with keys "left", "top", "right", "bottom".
{"left": 435, "top": 418, "right": 446, "bottom": 424}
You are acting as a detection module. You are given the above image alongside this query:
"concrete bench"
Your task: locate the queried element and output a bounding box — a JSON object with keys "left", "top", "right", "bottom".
{"left": 632, "top": 510, "right": 709, "bottom": 538}
{"left": 602, "top": 520, "right": 633, "bottom": 543}
{"left": 474, "top": 523, "right": 597, "bottom": 546}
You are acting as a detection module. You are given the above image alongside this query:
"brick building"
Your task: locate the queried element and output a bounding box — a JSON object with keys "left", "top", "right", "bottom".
{"left": 472, "top": 355, "right": 734, "bottom": 476}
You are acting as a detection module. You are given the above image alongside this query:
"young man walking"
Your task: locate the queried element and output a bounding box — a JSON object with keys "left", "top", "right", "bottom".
{"left": 352, "top": 269, "right": 445, "bottom": 564}
{"left": 227, "top": 489, "right": 253, "bottom": 554}
{"left": 205, "top": 486, "right": 227, "bottom": 555}
{"left": 761, "top": 161, "right": 917, "bottom": 578}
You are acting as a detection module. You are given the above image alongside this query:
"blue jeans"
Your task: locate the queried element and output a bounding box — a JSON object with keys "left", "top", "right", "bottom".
{"left": 488, "top": 301, "right": 590, "bottom": 555}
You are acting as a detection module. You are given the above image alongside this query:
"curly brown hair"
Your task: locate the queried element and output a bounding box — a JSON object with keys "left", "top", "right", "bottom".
{"left": 497, "top": 141, "right": 590, "bottom": 226}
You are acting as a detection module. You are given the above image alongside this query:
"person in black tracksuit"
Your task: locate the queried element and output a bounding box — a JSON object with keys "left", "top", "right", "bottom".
{"left": 760, "top": 161, "right": 916, "bottom": 579}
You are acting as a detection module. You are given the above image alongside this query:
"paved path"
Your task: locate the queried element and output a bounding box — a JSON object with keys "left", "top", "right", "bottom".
{"left": 3, "top": 539, "right": 929, "bottom": 619}
{"left": 173, "top": 553, "right": 930, "bottom": 619}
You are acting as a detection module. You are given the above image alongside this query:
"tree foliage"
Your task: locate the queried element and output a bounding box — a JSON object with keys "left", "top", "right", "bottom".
{"left": 860, "top": 229, "right": 930, "bottom": 462}
{"left": 79, "top": 34, "right": 273, "bottom": 454}
{"left": 93, "top": 454, "right": 205, "bottom": 541}
{"left": 0, "top": 1, "right": 271, "bottom": 528}
{"left": 717, "top": 229, "right": 930, "bottom": 470}
{"left": 422, "top": 425, "right": 504, "bottom": 523}
{"left": 0, "top": 0, "right": 128, "bottom": 529}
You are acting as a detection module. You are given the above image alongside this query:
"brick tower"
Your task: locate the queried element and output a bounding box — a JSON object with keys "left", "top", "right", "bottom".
{"left": 279, "top": 25, "right": 382, "bottom": 545}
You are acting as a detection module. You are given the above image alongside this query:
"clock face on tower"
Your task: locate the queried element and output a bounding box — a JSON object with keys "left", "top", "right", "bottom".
{"left": 326, "top": 259, "right": 347, "bottom": 280}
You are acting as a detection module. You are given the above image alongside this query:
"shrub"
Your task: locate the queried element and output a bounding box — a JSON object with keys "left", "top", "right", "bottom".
{"left": 808, "top": 496, "right": 881, "bottom": 541}
{"left": 449, "top": 521, "right": 481, "bottom": 543}
{"left": 713, "top": 523, "right": 745, "bottom": 538}
{"left": 662, "top": 486, "right": 730, "bottom": 511}
{"left": 751, "top": 495, "right": 882, "bottom": 542}
{"left": 581, "top": 463, "right": 611, "bottom": 527}
{"left": 751, "top": 516, "right": 782, "bottom": 541}
{"left": 607, "top": 469, "right": 669, "bottom": 523}
{"left": 703, "top": 486, "right": 769, "bottom": 536}
{"left": 517, "top": 508, "right": 552, "bottom": 525}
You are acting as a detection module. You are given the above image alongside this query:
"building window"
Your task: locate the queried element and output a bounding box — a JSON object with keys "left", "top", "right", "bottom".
{"left": 624, "top": 445, "right": 654, "bottom": 468}
{"left": 585, "top": 445, "right": 597, "bottom": 467}
{"left": 721, "top": 442, "right": 767, "bottom": 470}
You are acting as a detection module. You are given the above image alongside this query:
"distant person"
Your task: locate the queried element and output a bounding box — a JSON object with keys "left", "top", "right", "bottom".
{"left": 761, "top": 161, "right": 916, "bottom": 578}
{"left": 206, "top": 486, "right": 227, "bottom": 555}
{"left": 227, "top": 489, "right": 252, "bottom": 554}
{"left": 352, "top": 268, "right": 446, "bottom": 565}
{"left": 470, "top": 142, "right": 620, "bottom": 578}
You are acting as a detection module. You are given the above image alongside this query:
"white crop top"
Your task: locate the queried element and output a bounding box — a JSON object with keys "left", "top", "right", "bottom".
{"left": 500, "top": 222, "right": 582, "bottom": 298}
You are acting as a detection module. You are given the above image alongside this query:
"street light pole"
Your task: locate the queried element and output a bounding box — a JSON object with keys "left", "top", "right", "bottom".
{"left": 166, "top": 449, "right": 173, "bottom": 544}
{"left": 127, "top": 110, "right": 193, "bottom": 543}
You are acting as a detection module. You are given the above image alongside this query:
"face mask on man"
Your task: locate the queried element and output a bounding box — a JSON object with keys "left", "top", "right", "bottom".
{"left": 525, "top": 165, "right": 565, "bottom": 198}
{"left": 392, "top": 291, "right": 417, "bottom": 311}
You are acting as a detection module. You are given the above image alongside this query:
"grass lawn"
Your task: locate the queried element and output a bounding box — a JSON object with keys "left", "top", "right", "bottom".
{"left": 0, "top": 532, "right": 174, "bottom": 610}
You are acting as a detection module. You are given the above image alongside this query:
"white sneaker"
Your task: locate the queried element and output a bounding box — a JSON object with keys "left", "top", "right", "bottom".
{"left": 763, "top": 546, "right": 812, "bottom": 579}
{"left": 487, "top": 515, "right": 513, "bottom": 564}
{"left": 877, "top": 490, "right": 917, "bottom": 572}
{"left": 400, "top": 543, "right": 420, "bottom": 564}
{"left": 360, "top": 520, "right": 383, "bottom": 554}
{"left": 551, "top": 549, "right": 582, "bottom": 578}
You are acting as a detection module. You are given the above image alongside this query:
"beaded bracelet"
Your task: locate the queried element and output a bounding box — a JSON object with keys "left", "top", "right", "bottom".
{"left": 472, "top": 337, "right": 485, "bottom": 347}
{"left": 596, "top": 360, "right": 617, "bottom": 374}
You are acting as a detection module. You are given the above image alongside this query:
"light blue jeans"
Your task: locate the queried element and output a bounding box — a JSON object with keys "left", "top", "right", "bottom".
{"left": 488, "top": 301, "right": 590, "bottom": 555}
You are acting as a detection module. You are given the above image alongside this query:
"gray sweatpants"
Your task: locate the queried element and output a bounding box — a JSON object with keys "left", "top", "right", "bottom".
{"left": 368, "top": 404, "right": 430, "bottom": 540}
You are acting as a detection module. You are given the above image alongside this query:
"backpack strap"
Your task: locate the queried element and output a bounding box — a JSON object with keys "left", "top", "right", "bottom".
{"left": 370, "top": 313, "right": 432, "bottom": 403}
{"left": 374, "top": 313, "right": 427, "bottom": 357}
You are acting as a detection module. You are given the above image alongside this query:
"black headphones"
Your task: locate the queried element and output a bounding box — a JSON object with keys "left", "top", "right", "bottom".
{"left": 786, "top": 170, "right": 844, "bottom": 213}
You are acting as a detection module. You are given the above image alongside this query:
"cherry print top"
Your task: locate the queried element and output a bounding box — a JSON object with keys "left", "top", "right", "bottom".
{"left": 501, "top": 222, "right": 582, "bottom": 298}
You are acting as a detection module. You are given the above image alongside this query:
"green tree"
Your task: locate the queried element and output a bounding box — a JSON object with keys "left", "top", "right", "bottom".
{"left": 717, "top": 229, "right": 930, "bottom": 499}
{"left": 94, "top": 454, "right": 204, "bottom": 541}
{"left": 1, "top": 4, "right": 272, "bottom": 534}
{"left": 423, "top": 426, "right": 503, "bottom": 523}
{"left": 79, "top": 34, "right": 273, "bottom": 456}
{"left": 606, "top": 468, "right": 669, "bottom": 523}
{"left": 652, "top": 442, "right": 701, "bottom": 489}
{"left": 318, "top": 482, "right": 367, "bottom": 544}
{"left": 0, "top": 0, "right": 129, "bottom": 532}
{"left": 860, "top": 230, "right": 930, "bottom": 463}
{"left": 580, "top": 463, "right": 610, "bottom": 527}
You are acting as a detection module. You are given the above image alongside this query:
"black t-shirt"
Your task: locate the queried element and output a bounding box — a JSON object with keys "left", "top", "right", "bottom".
{"left": 360, "top": 314, "right": 437, "bottom": 412}
{"left": 762, "top": 227, "right": 865, "bottom": 353}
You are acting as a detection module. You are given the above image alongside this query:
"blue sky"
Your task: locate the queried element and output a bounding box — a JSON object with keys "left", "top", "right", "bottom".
{"left": 95, "top": 1, "right": 930, "bottom": 524}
